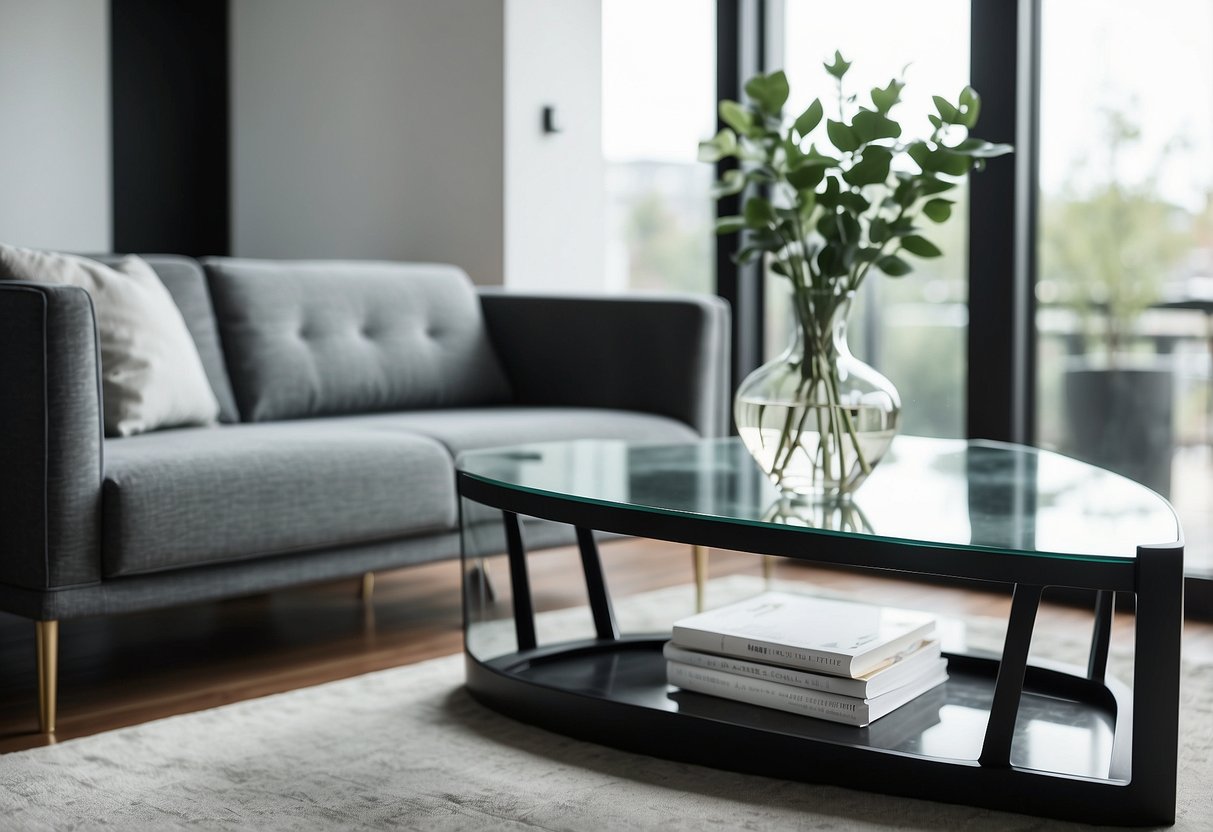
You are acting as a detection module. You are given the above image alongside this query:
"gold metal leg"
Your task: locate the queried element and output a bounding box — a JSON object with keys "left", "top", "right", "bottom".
{"left": 692, "top": 545, "right": 709, "bottom": 612}
{"left": 359, "top": 572, "right": 375, "bottom": 602}
{"left": 35, "top": 620, "right": 58, "bottom": 734}
{"left": 763, "top": 555, "right": 775, "bottom": 582}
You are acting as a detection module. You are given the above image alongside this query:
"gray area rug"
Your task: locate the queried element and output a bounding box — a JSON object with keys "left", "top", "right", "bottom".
{"left": 1, "top": 577, "right": 1210, "bottom": 831}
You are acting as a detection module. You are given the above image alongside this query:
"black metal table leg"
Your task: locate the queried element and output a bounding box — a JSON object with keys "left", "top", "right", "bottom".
{"left": 980, "top": 583, "right": 1043, "bottom": 767}
{"left": 503, "top": 510, "right": 537, "bottom": 651}
{"left": 1087, "top": 590, "right": 1114, "bottom": 682}
{"left": 1129, "top": 542, "right": 1184, "bottom": 822}
{"left": 576, "top": 527, "right": 619, "bottom": 640}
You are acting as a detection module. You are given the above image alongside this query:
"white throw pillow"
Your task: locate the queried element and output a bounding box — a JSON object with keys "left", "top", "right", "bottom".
{"left": 0, "top": 244, "right": 220, "bottom": 437}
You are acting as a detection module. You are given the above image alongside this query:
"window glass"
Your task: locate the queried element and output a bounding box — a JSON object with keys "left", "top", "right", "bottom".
{"left": 1035, "top": 0, "right": 1213, "bottom": 574}
{"left": 602, "top": 1, "right": 716, "bottom": 293}
{"left": 777, "top": 0, "right": 971, "bottom": 438}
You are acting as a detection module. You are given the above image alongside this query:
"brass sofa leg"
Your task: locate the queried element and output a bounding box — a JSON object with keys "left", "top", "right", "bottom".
{"left": 35, "top": 620, "right": 58, "bottom": 734}
{"left": 763, "top": 555, "right": 775, "bottom": 581}
{"left": 359, "top": 572, "right": 375, "bottom": 602}
{"left": 692, "top": 545, "right": 709, "bottom": 612}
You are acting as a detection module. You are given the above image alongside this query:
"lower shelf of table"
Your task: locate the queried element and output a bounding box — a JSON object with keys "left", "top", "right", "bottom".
{"left": 466, "top": 636, "right": 1159, "bottom": 825}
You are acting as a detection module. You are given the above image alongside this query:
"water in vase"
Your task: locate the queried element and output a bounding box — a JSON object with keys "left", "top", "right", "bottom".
{"left": 736, "top": 399, "right": 897, "bottom": 498}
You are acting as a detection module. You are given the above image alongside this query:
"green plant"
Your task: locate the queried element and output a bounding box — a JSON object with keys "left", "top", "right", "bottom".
{"left": 700, "top": 54, "right": 1011, "bottom": 490}
{"left": 700, "top": 53, "right": 1010, "bottom": 316}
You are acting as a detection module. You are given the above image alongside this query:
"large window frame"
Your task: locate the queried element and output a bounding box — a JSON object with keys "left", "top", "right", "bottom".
{"left": 714, "top": 0, "right": 1212, "bottom": 611}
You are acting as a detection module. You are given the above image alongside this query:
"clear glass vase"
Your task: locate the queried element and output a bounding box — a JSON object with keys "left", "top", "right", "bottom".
{"left": 734, "top": 291, "right": 900, "bottom": 500}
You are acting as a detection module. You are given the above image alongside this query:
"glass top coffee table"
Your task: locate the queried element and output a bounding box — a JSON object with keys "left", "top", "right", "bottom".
{"left": 456, "top": 436, "right": 1183, "bottom": 826}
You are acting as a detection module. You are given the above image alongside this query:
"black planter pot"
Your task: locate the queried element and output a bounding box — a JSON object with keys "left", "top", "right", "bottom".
{"left": 1062, "top": 362, "right": 1174, "bottom": 497}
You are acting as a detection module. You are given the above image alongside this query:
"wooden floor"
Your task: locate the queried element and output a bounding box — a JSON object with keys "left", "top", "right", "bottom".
{"left": 2, "top": 538, "right": 1211, "bottom": 754}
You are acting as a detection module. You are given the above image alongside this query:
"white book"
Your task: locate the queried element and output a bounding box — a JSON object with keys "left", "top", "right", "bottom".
{"left": 666, "top": 659, "right": 949, "bottom": 727}
{"left": 662, "top": 639, "right": 945, "bottom": 699}
{"left": 671, "top": 591, "right": 936, "bottom": 678}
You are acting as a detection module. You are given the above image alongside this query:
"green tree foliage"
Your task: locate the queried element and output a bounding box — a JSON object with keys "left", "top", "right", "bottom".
{"left": 1040, "top": 109, "right": 1189, "bottom": 361}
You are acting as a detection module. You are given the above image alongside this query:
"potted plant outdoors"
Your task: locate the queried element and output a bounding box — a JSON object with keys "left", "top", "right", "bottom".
{"left": 700, "top": 53, "right": 1010, "bottom": 500}
{"left": 1042, "top": 108, "right": 1188, "bottom": 496}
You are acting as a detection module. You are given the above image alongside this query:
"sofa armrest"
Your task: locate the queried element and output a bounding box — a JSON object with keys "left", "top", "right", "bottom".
{"left": 0, "top": 283, "right": 103, "bottom": 590}
{"left": 478, "top": 291, "right": 731, "bottom": 437}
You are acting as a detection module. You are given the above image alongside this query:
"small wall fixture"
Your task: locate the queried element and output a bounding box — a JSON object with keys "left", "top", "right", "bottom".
{"left": 541, "top": 105, "right": 561, "bottom": 134}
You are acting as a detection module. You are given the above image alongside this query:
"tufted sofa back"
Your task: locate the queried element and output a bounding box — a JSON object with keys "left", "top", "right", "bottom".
{"left": 202, "top": 258, "right": 512, "bottom": 422}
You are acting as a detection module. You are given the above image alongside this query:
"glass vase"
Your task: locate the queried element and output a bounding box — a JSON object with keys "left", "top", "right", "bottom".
{"left": 734, "top": 291, "right": 900, "bottom": 500}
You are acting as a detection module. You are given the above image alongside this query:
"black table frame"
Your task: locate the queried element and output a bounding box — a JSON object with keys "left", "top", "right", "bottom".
{"left": 457, "top": 470, "right": 1184, "bottom": 827}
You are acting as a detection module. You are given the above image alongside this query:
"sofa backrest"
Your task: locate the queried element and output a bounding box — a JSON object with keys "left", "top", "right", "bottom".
{"left": 93, "top": 254, "right": 241, "bottom": 424}
{"left": 202, "top": 258, "right": 512, "bottom": 422}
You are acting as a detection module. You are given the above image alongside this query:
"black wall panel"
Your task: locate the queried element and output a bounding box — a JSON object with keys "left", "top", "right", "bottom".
{"left": 111, "top": 0, "right": 229, "bottom": 256}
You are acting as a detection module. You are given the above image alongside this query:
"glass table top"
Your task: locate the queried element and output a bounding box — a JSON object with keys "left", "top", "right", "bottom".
{"left": 457, "top": 436, "right": 1181, "bottom": 561}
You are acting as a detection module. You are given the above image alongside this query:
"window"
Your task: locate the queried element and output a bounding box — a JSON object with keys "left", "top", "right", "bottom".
{"left": 1035, "top": 0, "right": 1213, "bottom": 574}
{"left": 602, "top": 0, "right": 716, "bottom": 293}
{"left": 774, "top": 0, "right": 971, "bottom": 438}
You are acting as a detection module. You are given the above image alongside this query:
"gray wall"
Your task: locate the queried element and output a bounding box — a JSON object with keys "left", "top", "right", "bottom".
{"left": 0, "top": 1, "right": 110, "bottom": 251}
{"left": 231, "top": 0, "right": 506, "bottom": 285}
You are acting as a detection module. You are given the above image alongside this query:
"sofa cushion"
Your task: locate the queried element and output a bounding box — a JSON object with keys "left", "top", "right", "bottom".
{"left": 101, "top": 424, "right": 456, "bottom": 577}
{"left": 304, "top": 407, "right": 699, "bottom": 455}
{"left": 1, "top": 245, "right": 220, "bottom": 437}
{"left": 203, "top": 258, "right": 512, "bottom": 422}
{"left": 94, "top": 254, "right": 240, "bottom": 424}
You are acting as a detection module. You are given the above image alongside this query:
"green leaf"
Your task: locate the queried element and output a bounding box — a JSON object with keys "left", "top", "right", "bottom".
{"left": 900, "top": 235, "right": 943, "bottom": 258}
{"left": 907, "top": 141, "right": 935, "bottom": 172}
{"left": 838, "top": 192, "right": 871, "bottom": 213}
{"left": 957, "top": 86, "right": 981, "bottom": 129}
{"left": 933, "top": 95, "right": 960, "bottom": 124}
{"left": 842, "top": 145, "right": 892, "bottom": 187}
{"left": 793, "top": 99, "right": 824, "bottom": 138}
{"left": 910, "top": 142, "right": 972, "bottom": 176}
{"left": 838, "top": 212, "right": 862, "bottom": 244}
{"left": 743, "top": 196, "right": 775, "bottom": 229}
{"left": 771, "top": 260, "right": 791, "bottom": 277}
{"left": 855, "top": 247, "right": 882, "bottom": 263}
{"left": 922, "top": 198, "right": 954, "bottom": 223}
{"left": 917, "top": 175, "right": 956, "bottom": 196}
{"left": 788, "top": 164, "right": 826, "bottom": 190}
{"left": 710, "top": 169, "right": 745, "bottom": 198}
{"left": 889, "top": 216, "right": 916, "bottom": 235}
{"left": 718, "top": 100, "right": 754, "bottom": 135}
{"left": 952, "top": 138, "right": 1014, "bottom": 158}
{"left": 744, "top": 70, "right": 790, "bottom": 115}
{"left": 714, "top": 215, "right": 746, "bottom": 235}
{"left": 803, "top": 144, "right": 841, "bottom": 167}
{"left": 928, "top": 114, "right": 943, "bottom": 130}
{"left": 876, "top": 254, "right": 912, "bottom": 277}
{"left": 824, "top": 50, "right": 852, "bottom": 80}
{"left": 826, "top": 120, "right": 860, "bottom": 153}
{"left": 816, "top": 212, "right": 839, "bottom": 239}
{"left": 851, "top": 109, "right": 901, "bottom": 142}
{"left": 934, "top": 149, "right": 973, "bottom": 176}
{"left": 869, "top": 217, "right": 891, "bottom": 244}
{"left": 870, "top": 78, "right": 904, "bottom": 114}
{"left": 816, "top": 176, "right": 842, "bottom": 209}
{"left": 697, "top": 128, "right": 738, "bottom": 163}
{"left": 893, "top": 178, "right": 918, "bottom": 209}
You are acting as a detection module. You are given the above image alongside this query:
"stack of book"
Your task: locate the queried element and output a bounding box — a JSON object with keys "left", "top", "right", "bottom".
{"left": 666, "top": 591, "right": 948, "bottom": 727}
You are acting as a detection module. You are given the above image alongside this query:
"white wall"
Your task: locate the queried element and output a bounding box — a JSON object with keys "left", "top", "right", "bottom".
{"left": 0, "top": 1, "right": 110, "bottom": 251}
{"left": 503, "top": 0, "right": 605, "bottom": 292}
{"left": 231, "top": 0, "right": 506, "bottom": 285}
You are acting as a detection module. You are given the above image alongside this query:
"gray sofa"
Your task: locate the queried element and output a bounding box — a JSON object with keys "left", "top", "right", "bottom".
{"left": 0, "top": 255, "right": 729, "bottom": 733}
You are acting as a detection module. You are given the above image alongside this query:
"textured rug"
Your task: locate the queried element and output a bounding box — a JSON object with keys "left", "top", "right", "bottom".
{"left": 1, "top": 577, "right": 1210, "bottom": 831}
